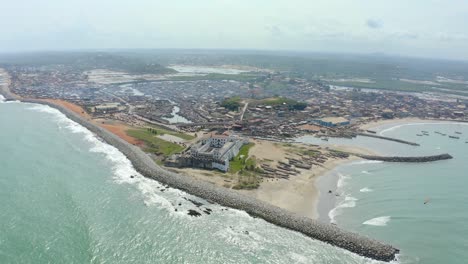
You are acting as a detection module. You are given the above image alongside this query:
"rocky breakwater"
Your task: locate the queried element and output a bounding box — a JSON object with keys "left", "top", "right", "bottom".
{"left": 358, "top": 153, "right": 453, "bottom": 162}
{"left": 357, "top": 132, "right": 420, "bottom": 146}
{"left": 20, "top": 98, "right": 400, "bottom": 262}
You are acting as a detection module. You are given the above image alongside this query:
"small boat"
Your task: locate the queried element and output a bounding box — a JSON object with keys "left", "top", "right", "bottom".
{"left": 321, "top": 137, "right": 329, "bottom": 141}
{"left": 455, "top": 132, "right": 462, "bottom": 134}
{"left": 422, "top": 130, "right": 429, "bottom": 133}
{"left": 416, "top": 134, "right": 423, "bottom": 136}
{"left": 424, "top": 198, "right": 430, "bottom": 205}
{"left": 449, "top": 136, "right": 460, "bottom": 139}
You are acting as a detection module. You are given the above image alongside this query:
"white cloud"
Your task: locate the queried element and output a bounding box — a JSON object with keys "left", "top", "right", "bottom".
{"left": 0, "top": 0, "right": 468, "bottom": 59}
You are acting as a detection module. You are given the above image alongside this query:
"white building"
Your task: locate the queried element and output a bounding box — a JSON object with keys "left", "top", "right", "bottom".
{"left": 189, "top": 134, "right": 248, "bottom": 172}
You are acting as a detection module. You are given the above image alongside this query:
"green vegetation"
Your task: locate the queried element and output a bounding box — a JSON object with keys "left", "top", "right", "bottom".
{"left": 145, "top": 125, "right": 195, "bottom": 140}
{"left": 221, "top": 96, "right": 241, "bottom": 111}
{"left": 261, "top": 97, "right": 308, "bottom": 110}
{"left": 232, "top": 173, "right": 260, "bottom": 190}
{"left": 129, "top": 50, "right": 468, "bottom": 96}
{"left": 126, "top": 129, "right": 185, "bottom": 156}
{"left": 229, "top": 143, "right": 255, "bottom": 174}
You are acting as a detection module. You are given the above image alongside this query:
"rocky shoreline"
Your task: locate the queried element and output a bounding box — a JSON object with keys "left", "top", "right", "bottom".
{"left": 358, "top": 153, "right": 453, "bottom": 162}
{"left": 6, "top": 95, "right": 400, "bottom": 262}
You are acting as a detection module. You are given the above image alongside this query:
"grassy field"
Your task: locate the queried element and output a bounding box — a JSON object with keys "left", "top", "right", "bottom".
{"left": 145, "top": 125, "right": 195, "bottom": 140}
{"left": 229, "top": 143, "right": 255, "bottom": 174}
{"left": 126, "top": 129, "right": 185, "bottom": 156}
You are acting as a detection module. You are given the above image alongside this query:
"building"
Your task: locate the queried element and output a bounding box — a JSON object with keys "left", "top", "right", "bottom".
{"left": 381, "top": 109, "right": 395, "bottom": 119}
{"left": 312, "top": 117, "right": 350, "bottom": 127}
{"left": 166, "top": 134, "right": 248, "bottom": 172}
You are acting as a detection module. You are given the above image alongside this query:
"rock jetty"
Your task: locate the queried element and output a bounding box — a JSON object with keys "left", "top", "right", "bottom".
{"left": 17, "top": 98, "right": 400, "bottom": 262}
{"left": 358, "top": 132, "right": 420, "bottom": 146}
{"left": 358, "top": 153, "right": 453, "bottom": 162}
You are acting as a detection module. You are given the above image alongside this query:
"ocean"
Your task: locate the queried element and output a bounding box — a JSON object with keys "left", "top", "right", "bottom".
{"left": 299, "top": 121, "right": 468, "bottom": 264}
{"left": 0, "top": 99, "right": 382, "bottom": 263}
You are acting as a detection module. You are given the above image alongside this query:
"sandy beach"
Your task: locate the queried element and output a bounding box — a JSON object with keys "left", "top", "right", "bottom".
{"left": 172, "top": 138, "right": 372, "bottom": 220}
{"left": 360, "top": 117, "right": 431, "bottom": 130}
{"left": 0, "top": 75, "right": 399, "bottom": 260}
{"left": 240, "top": 156, "right": 359, "bottom": 219}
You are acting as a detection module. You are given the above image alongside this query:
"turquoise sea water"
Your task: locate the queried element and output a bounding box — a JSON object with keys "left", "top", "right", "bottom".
{"left": 299, "top": 122, "right": 468, "bottom": 264}
{"left": 0, "top": 99, "right": 382, "bottom": 264}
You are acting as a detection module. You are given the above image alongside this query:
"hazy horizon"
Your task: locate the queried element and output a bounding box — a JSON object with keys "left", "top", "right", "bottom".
{"left": 1, "top": 0, "right": 468, "bottom": 60}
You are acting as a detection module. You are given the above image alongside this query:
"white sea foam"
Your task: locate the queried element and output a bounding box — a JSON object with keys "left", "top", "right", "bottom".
{"left": 289, "top": 252, "right": 309, "bottom": 263}
{"left": 336, "top": 173, "right": 350, "bottom": 189}
{"left": 359, "top": 187, "right": 374, "bottom": 193}
{"left": 26, "top": 103, "right": 182, "bottom": 213}
{"left": 329, "top": 196, "right": 357, "bottom": 224}
{"left": 350, "top": 160, "right": 384, "bottom": 165}
{"left": 214, "top": 225, "right": 264, "bottom": 252}
{"left": 363, "top": 216, "right": 391, "bottom": 226}
{"left": 0, "top": 95, "right": 19, "bottom": 104}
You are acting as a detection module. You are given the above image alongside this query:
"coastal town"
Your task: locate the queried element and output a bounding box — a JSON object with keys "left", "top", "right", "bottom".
{"left": 2, "top": 52, "right": 467, "bottom": 263}
{"left": 1, "top": 53, "right": 466, "bottom": 217}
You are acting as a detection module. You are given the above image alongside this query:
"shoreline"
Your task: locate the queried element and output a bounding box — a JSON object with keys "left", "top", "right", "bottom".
{"left": 316, "top": 118, "right": 460, "bottom": 225}
{"left": 169, "top": 139, "right": 362, "bottom": 221}
{"left": 0, "top": 95, "right": 400, "bottom": 261}
{"left": 360, "top": 117, "right": 467, "bottom": 131}
{"left": 240, "top": 155, "right": 358, "bottom": 220}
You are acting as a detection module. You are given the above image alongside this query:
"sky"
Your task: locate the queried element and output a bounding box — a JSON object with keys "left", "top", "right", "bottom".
{"left": 1, "top": 0, "right": 468, "bottom": 60}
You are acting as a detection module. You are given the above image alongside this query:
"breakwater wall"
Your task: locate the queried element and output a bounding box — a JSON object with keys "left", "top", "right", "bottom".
{"left": 358, "top": 153, "right": 453, "bottom": 162}
{"left": 16, "top": 97, "right": 399, "bottom": 262}
{"left": 358, "top": 132, "right": 420, "bottom": 146}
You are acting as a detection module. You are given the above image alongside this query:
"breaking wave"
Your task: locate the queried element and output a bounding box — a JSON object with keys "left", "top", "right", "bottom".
{"left": 329, "top": 196, "right": 357, "bottom": 224}
{"left": 26, "top": 103, "right": 183, "bottom": 213}
{"left": 363, "top": 216, "right": 391, "bottom": 226}
{"left": 350, "top": 160, "right": 384, "bottom": 165}
{"left": 337, "top": 173, "right": 350, "bottom": 189}
{"left": 359, "top": 187, "right": 374, "bottom": 193}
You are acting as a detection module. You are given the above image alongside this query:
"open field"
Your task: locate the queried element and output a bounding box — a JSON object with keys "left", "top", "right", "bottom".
{"left": 126, "top": 129, "right": 186, "bottom": 156}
